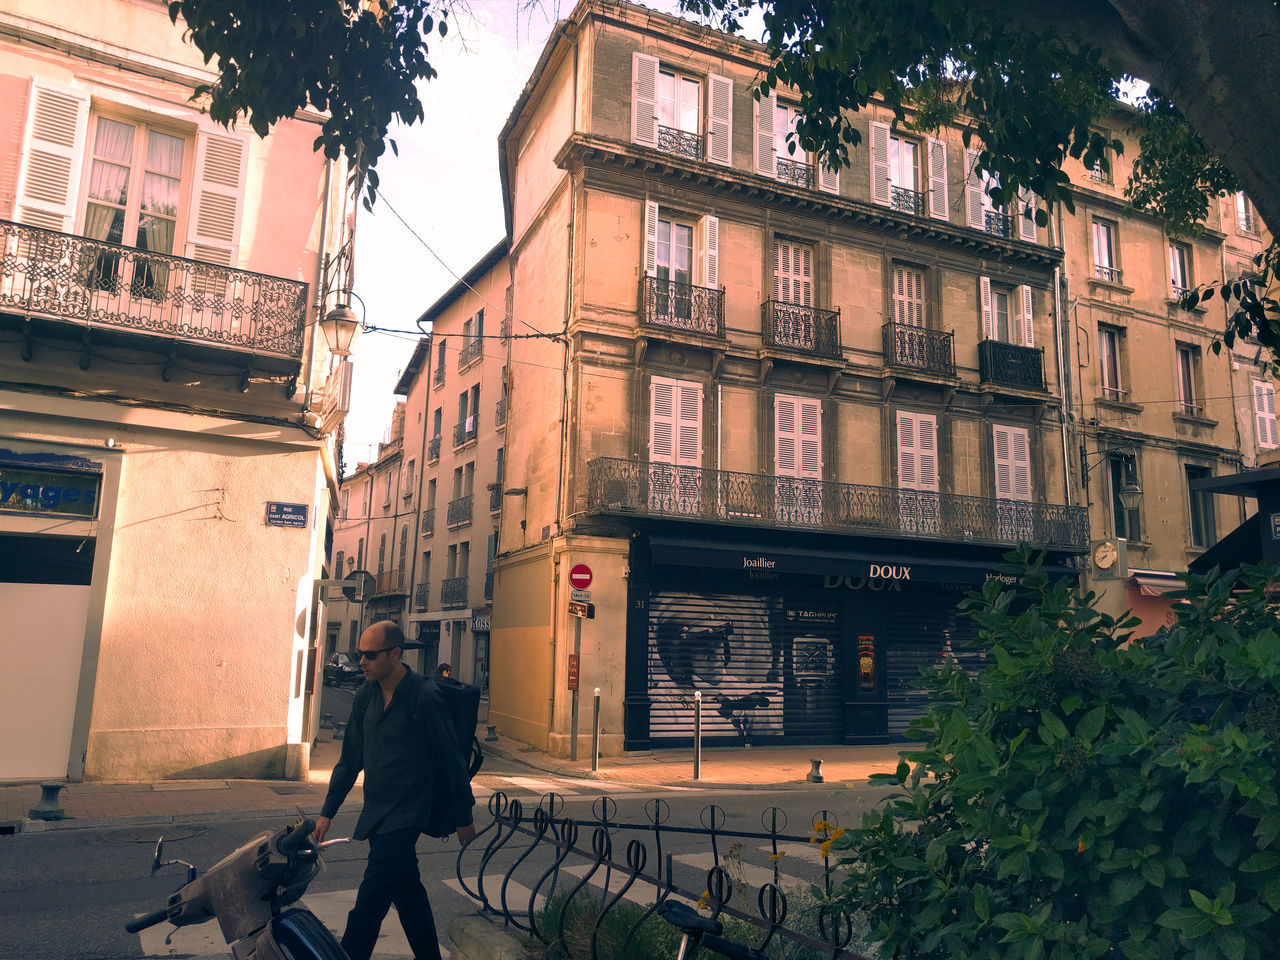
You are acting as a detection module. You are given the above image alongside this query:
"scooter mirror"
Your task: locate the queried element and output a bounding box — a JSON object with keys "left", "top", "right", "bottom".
{"left": 151, "top": 838, "right": 165, "bottom": 876}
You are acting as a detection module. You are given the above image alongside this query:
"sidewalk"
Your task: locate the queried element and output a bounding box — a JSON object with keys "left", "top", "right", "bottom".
{"left": 0, "top": 727, "right": 910, "bottom": 833}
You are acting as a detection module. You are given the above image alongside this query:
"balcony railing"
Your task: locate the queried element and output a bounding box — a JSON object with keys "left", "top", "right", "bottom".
{"left": 776, "top": 156, "right": 815, "bottom": 189}
{"left": 1088, "top": 165, "right": 1111, "bottom": 184}
{"left": 585, "top": 457, "right": 1088, "bottom": 552}
{"left": 421, "top": 507, "right": 435, "bottom": 536}
{"left": 979, "top": 340, "right": 1045, "bottom": 390}
{"left": 641, "top": 276, "right": 724, "bottom": 338}
{"left": 0, "top": 219, "right": 307, "bottom": 360}
{"left": 657, "top": 124, "right": 703, "bottom": 160}
{"left": 761, "top": 300, "right": 841, "bottom": 359}
{"left": 414, "top": 581, "right": 430, "bottom": 611}
{"left": 1239, "top": 212, "right": 1256, "bottom": 233}
{"left": 882, "top": 321, "right": 955, "bottom": 377}
{"left": 1094, "top": 264, "right": 1122, "bottom": 284}
{"left": 441, "top": 576, "right": 469, "bottom": 609}
{"left": 984, "top": 210, "right": 1014, "bottom": 238}
{"left": 891, "top": 186, "right": 927, "bottom": 216}
{"left": 453, "top": 417, "right": 478, "bottom": 447}
{"left": 458, "top": 338, "right": 483, "bottom": 369}
{"left": 373, "top": 569, "right": 408, "bottom": 596}
{"left": 495, "top": 397, "right": 507, "bottom": 428}
{"left": 484, "top": 569, "right": 494, "bottom": 600}
{"left": 447, "top": 494, "right": 474, "bottom": 527}
{"left": 433, "top": 364, "right": 446, "bottom": 388}
{"left": 490, "top": 485, "right": 502, "bottom": 513}
{"left": 427, "top": 436, "right": 441, "bottom": 463}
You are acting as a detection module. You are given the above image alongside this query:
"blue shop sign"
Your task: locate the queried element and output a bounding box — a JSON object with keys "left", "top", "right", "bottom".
{"left": 0, "top": 463, "right": 101, "bottom": 519}
{"left": 266, "top": 501, "right": 309, "bottom": 528}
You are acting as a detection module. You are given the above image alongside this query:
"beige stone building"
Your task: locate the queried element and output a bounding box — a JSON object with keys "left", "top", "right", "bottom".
{"left": 0, "top": 0, "right": 355, "bottom": 780}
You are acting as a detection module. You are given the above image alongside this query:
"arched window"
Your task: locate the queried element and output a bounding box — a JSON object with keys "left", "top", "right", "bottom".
{"left": 398, "top": 525, "right": 409, "bottom": 587}
{"left": 356, "top": 538, "right": 364, "bottom": 570}
{"left": 378, "top": 533, "right": 387, "bottom": 573}
{"left": 334, "top": 549, "right": 344, "bottom": 575}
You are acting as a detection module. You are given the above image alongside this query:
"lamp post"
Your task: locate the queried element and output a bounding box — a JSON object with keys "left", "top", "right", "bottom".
{"left": 319, "top": 301, "right": 363, "bottom": 357}
{"left": 1080, "top": 444, "right": 1143, "bottom": 511}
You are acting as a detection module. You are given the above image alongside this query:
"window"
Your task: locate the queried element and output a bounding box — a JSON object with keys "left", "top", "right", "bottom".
{"left": 377, "top": 532, "right": 387, "bottom": 574}
{"left": 398, "top": 525, "right": 408, "bottom": 588}
{"left": 871, "top": 122, "right": 936, "bottom": 216}
{"left": 1092, "top": 219, "right": 1120, "bottom": 282}
{"left": 993, "top": 424, "right": 1032, "bottom": 543}
{"left": 1109, "top": 455, "right": 1141, "bottom": 541}
{"left": 642, "top": 203, "right": 720, "bottom": 330}
{"left": 383, "top": 472, "right": 393, "bottom": 506}
{"left": 897, "top": 410, "right": 940, "bottom": 534}
{"left": 1176, "top": 344, "right": 1201, "bottom": 416}
{"left": 404, "top": 459, "right": 415, "bottom": 498}
{"left": 1169, "top": 242, "right": 1191, "bottom": 298}
{"left": 632, "top": 53, "right": 732, "bottom": 165}
{"left": 774, "top": 240, "right": 813, "bottom": 307}
{"left": 1185, "top": 465, "right": 1216, "bottom": 549}
{"left": 434, "top": 339, "right": 447, "bottom": 386}
{"left": 1254, "top": 380, "right": 1278, "bottom": 449}
{"left": 775, "top": 103, "right": 804, "bottom": 161}
{"left": 649, "top": 376, "right": 702, "bottom": 514}
{"left": 962, "top": 149, "right": 1036, "bottom": 240}
{"left": 754, "top": 89, "right": 836, "bottom": 191}
{"left": 1236, "top": 193, "right": 1256, "bottom": 233}
{"left": 889, "top": 135, "right": 919, "bottom": 192}
{"left": 658, "top": 70, "right": 700, "bottom": 135}
{"left": 341, "top": 488, "right": 349, "bottom": 519}
{"left": 452, "top": 466, "right": 464, "bottom": 500}
{"left": 335, "top": 549, "right": 344, "bottom": 573}
{"left": 458, "top": 541, "right": 470, "bottom": 579}
{"left": 892, "top": 266, "right": 925, "bottom": 327}
{"left": 356, "top": 537, "right": 364, "bottom": 571}
{"left": 446, "top": 543, "right": 458, "bottom": 578}
{"left": 981, "top": 278, "right": 1034, "bottom": 346}
{"left": 774, "top": 394, "right": 822, "bottom": 522}
{"left": 1098, "top": 325, "right": 1125, "bottom": 400}
{"left": 427, "top": 478, "right": 437, "bottom": 509}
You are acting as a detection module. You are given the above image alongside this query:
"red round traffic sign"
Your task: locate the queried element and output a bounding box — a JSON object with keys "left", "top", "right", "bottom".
{"left": 568, "top": 563, "right": 593, "bottom": 590}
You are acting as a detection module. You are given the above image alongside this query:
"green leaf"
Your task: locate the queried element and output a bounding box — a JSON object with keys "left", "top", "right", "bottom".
{"left": 1077, "top": 705, "right": 1106, "bottom": 740}
{"left": 1141, "top": 857, "right": 1166, "bottom": 888}
{"left": 1239, "top": 851, "right": 1280, "bottom": 873}
{"left": 1112, "top": 872, "right": 1146, "bottom": 904}
{"left": 1040, "top": 710, "right": 1068, "bottom": 741}
{"left": 1155, "top": 907, "right": 1215, "bottom": 937}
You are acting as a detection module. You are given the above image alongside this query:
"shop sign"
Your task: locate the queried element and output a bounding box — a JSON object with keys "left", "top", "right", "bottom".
{"left": 266, "top": 501, "right": 309, "bottom": 528}
{"left": 472, "top": 606, "right": 491, "bottom": 632}
{"left": 567, "top": 653, "right": 580, "bottom": 691}
{"left": 1271, "top": 513, "right": 1280, "bottom": 541}
{"left": 0, "top": 464, "right": 100, "bottom": 519}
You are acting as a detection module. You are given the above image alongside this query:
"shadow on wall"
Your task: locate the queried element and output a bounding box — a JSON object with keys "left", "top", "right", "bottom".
{"left": 168, "top": 746, "right": 291, "bottom": 781}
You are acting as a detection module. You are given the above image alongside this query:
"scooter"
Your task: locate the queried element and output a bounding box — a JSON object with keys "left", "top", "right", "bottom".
{"left": 125, "top": 816, "right": 351, "bottom": 960}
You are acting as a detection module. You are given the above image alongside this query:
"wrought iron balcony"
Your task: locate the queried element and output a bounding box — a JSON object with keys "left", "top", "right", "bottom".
{"left": 490, "top": 485, "right": 502, "bottom": 513}
{"left": 458, "top": 338, "right": 483, "bottom": 369}
{"left": 761, "top": 300, "right": 841, "bottom": 359}
{"left": 447, "top": 493, "right": 473, "bottom": 527}
{"left": 1094, "top": 264, "right": 1122, "bottom": 284}
{"left": 641, "top": 276, "right": 724, "bottom": 338}
{"left": 657, "top": 124, "right": 703, "bottom": 160}
{"left": 0, "top": 219, "right": 307, "bottom": 362}
{"left": 441, "top": 576, "right": 468, "bottom": 609}
{"left": 484, "top": 569, "right": 494, "bottom": 600}
{"left": 453, "top": 417, "right": 478, "bottom": 447}
{"left": 427, "top": 436, "right": 441, "bottom": 463}
{"left": 984, "top": 210, "right": 1014, "bottom": 238}
{"left": 495, "top": 397, "right": 507, "bottom": 428}
{"left": 891, "top": 186, "right": 927, "bottom": 216}
{"left": 421, "top": 507, "right": 435, "bottom": 536}
{"left": 1239, "top": 212, "right": 1256, "bottom": 233}
{"left": 1088, "top": 165, "right": 1111, "bottom": 184}
{"left": 585, "top": 457, "right": 1088, "bottom": 552}
{"left": 978, "top": 340, "right": 1045, "bottom": 390}
{"left": 776, "top": 156, "right": 815, "bottom": 189}
{"left": 432, "top": 364, "right": 445, "bottom": 388}
{"left": 414, "top": 581, "right": 430, "bottom": 611}
{"left": 882, "top": 321, "right": 955, "bottom": 377}
{"left": 373, "top": 569, "right": 408, "bottom": 596}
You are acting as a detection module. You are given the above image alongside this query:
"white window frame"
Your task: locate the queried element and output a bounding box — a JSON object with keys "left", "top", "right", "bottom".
{"left": 1169, "top": 242, "right": 1191, "bottom": 298}
{"left": 1099, "top": 326, "right": 1124, "bottom": 400}
{"left": 1176, "top": 344, "right": 1200, "bottom": 416}
{"left": 993, "top": 423, "right": 1033, "bottom": 543}
{"left": 1254, "top": 379, "right": 1278, "bottom": 450}
{"left": 649, "top": 376, "right": 703, "bottom": 515}
{"left": 774, "top": 394, "right": 822, "bottom": 524}
{"left": 1092, "top": 218, "right": 1119, "bottom": 282}
{"left": 896, "top": 410, "right": 940, "bottom": 535}
{"left": 892, "top": 265, "right": 925, "bottom": 326}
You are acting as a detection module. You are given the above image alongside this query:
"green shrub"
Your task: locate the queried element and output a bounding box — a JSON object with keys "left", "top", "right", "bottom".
{"left": 833, "top": 554, "right": 1280, "bottom": 960}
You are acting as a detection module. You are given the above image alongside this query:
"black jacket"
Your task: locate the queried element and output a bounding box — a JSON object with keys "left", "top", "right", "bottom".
{"left": 320, "top": 666, "right": 474, "bottom": 840}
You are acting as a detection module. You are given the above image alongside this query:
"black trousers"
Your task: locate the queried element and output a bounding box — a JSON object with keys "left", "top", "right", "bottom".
{"left": 341, "top": 826, "right": 441, "bottom": 960}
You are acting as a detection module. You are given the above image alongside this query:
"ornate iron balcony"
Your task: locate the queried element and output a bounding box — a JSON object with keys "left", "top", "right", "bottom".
{"left": 984, "top": 210, "right": 1014, "bottom": 238}
{"left": 421, "top": 507, "right": 435, "bottom": 535}
{"left": 441, "top": 576, "right": 468, "bottom": 609}
{"left": 979, "top": 339, "right": 1045, "bottom": 390}
{"left": 433, "top": 364, "right": 445, "bottom": 388}
{"left": 1239, "top": 212, "right": 1256, "bottom": 233}
{"left": 0, "top": 219, "right": 306, "bottom": 360}
{"left": 453, "top": 417, "right": 478, "bottom": 447}
{"left": 489, "top": 485, "right": 502, "bottom": 513}
{"left": 1088, "top": 165, "right": 1111, "bottom": 183}
{"left": 641, "top": 276, "right": 724, "bottom": 338}
{"left": 414, "top": 581, "right": 430, "bottom": 611}
{"left": 447, "top": 494, "right": 473, "bottom": 527}
{"left": 458, "top": 338, "right": 483, "bottom": 369}
{"left": 495, "top": 397, "right": 507, "bottom": 428}
{"left": 761, "top": 300, "right": 841, "bottom": 359}
{"left": 585, "top": 457, "right": 1088, "bottom": 552}
{"left": 776, "top": 156, "right": 815, "bottom": 189}
{"left": 882, "top": 321, "right": 955, "bottom": 377}
{"left": 373, "top": 570, "right": 407, "bottom": 596}
{"left": 427, "top": 436, "right": 441, "bottom": 462}
{"left": 657, "top": 124, "right": 703, "bottom": 160}
{"left": 1094, "top": 264, "right": 1122, "bottom": 283}
{"left": 891, "top": 186, "right": 926, "bottom": 216}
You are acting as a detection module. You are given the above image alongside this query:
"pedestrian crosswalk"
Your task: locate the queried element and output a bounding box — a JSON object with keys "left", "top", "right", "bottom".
{"left": 471, "top": 773, "right": 680, "bottom": 800}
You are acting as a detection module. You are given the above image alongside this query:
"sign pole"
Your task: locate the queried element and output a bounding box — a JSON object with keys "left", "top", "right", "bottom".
{"left": 591, "top": 687, "right": 601, "bottom": 772}
{"left": 569, "top": 615, "right": 582, "bottom": 761}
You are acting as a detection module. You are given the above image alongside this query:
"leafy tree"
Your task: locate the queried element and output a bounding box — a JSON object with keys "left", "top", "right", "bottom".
{"left": 832, "top": 555, "right": 1280, "bottom": 959}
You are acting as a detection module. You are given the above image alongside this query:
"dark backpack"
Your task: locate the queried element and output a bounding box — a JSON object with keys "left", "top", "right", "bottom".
{"left": 433, "top": 675, "right": 484, "bottom": 779}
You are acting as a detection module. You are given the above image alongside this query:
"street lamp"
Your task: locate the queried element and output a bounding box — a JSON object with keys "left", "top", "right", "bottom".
{"left": 1080, "top": 444, "right": 1143, "bottom": 510}
{"left": 319, "top": 302, "right": 363, "bottom": 357}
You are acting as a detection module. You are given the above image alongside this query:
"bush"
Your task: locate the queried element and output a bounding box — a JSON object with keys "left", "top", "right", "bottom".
{"left": 833, "top": 554, "right": 1280, "bottom": 960}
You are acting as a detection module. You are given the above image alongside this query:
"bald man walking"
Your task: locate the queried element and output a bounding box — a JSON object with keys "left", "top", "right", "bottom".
{"left": 315, "top": 621, "right": 475, "bottom": 960}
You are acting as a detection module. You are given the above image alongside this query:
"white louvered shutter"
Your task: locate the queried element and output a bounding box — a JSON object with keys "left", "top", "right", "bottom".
{"left": 965, "top": 148, "right": 985, "bottom": 229}
{"left": 897, "top": 411, "right": 939, "bottom": 491}
{"left": 993, "top": 425, "right": 1032, "bottom": 501}
{"left": 798, "top": 397, "right": 821, "bottom": 479}
{"left": 1255, "top": 380, "right": 1278, "bottom": 449}
{"left": 980, "top": 276, "right": 994, "bottom": 339}
{"left": 818, "top": 161, "right": 840, "bottom": 195}
{"left": 775, "top": 240, "right": 812, "bottom": 306}
{"left": 694, "top": 215, "right": 719, "bottom": 289}
{"left": 187, "top": 131, "right": 247, "bottom": 267}
{"left": 927, "top": 137, "right": 948, "bottom": 220}
{"left": 1018, "top": 187, "right": 1037, "bottom": 241}
{"left": 1019, "top": 285, "right": 1035, "bottom": 347}
{"left": 14, "top": 80, "right": 89, "bottom": 232}
{"left": 650, "top": 376, "right": 676, "bottom": 463}
{"left": 706, "top": 74, "right": 733, "bottom": 166}
{"left": 675, "top": 380, "right": 702, "bottom": 467}
{"left": 775, "top": 395, "right": 798, "bottom": 478}
{"left": 632, "top": 52, "right": 659, "bottom": 148}
{"left": 870, "top": 121, "right": 890, "bottom": 206}
{"left": 894, "top": 266, "right": 925, "bottom": 326}
{"left": 643, "top": 200, "right": 659, "bottom": 277}
{"left": 754, "top": 90, "right": 777, "bottom": 178}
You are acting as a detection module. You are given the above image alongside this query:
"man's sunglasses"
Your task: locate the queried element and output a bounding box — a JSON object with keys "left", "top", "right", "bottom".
{"left": 357, "top": 647, "right": 396, "bottom": 660}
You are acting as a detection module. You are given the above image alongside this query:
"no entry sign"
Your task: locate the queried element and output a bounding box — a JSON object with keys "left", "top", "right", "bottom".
{"left": 568, "top": 563, "right": 593, "bottom": 590}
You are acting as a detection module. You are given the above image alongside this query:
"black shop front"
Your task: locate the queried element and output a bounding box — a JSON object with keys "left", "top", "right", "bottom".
{"left": 621, "top": 531, "right": 1075, "bottom": 749}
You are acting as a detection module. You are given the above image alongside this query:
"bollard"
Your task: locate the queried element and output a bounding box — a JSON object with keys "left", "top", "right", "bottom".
{"left": 320, "top": 713, "right": 333, "bottom": 729}
{"left": 485, "top": 723, "right": 498, "bottom": 742}
{"left": 693, "top": 690, "right": 702, "bottom": 781}
{"left": 29, "top": 781, "right": 67, "bottom": 821}
{"left": 332, "top": 720, "right": 347, "bottom": 741}
{"left": 807, "top": 758, "right": 824, "bottom": 783}
{"left": 591, "top": 688, "right": 601, "bottom": 772}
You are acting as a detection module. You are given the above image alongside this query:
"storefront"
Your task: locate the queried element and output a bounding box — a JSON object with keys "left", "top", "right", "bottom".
{"left": 623, "top": 533, "right": 1075, "bottom": 749}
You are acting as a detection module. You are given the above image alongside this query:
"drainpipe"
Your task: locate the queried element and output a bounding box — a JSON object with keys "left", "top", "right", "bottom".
{"left": 407, "top": 338, "right": 433, "bottom": 658}
{"left": 1050, "top": 201, "right": 1074, "bottom": 506}
{"left": 554, "top": 40, "right": 580, "bottom": 538}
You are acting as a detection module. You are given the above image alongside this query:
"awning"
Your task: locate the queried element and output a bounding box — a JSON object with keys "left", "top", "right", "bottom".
{"left": 1128, "top": 569, "right": 1183, "bottom": 597}
{"left": 1187, "top": 513, "right": 1261, "bottom": 574}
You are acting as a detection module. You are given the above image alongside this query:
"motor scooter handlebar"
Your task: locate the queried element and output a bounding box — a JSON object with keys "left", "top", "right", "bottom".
{"left": 277, "top": 818, "right": 316, "bottom": 856}
{"left": 124, "top": 907, "right": 171, "bottom": 934}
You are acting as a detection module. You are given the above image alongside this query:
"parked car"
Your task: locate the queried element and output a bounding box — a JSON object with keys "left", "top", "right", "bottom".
{"left": 324, "top": 652, "right": 361, "bottom": 687}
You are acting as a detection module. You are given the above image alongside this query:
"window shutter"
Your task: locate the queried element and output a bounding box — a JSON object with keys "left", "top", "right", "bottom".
{"left": 187, "top": 130, "right": 247, "bottom": 266}
{"left": 817, "top": 161, "right": 840, "bottom": 195}
{"left": 798, "top": 397, "right": 822, "bottom": 479}
{"left": 1255, "top": 380, "right": 1278, "bottom": 449}
{"left": 643, "top": 199, "right": 659, "bottom": 277}
{"left": 1019, "top": 285, "right": 1035, "bottom": 347}
{"left": 775, "top": 395, "right": 798, "bottom": 477}
{"left": 631, "top": 52, "right": 659, "bottom": 148}
{"left": 894, "top": 266, "right": 924, "bottom": 326}
{"left": 1018, "top": 187, "right": 1037, "bottom": 241}
{"left": 14, "top": 80, "right": 89, "bottom": 232}
{"left": 994, "top": 425, "right": 1032, "bottom": 501}
{"left": 706, "top": 74, "right": 733, "bottom": 166}
{"left": 927, "top": 137, "right": 948, "bottom": 220}
{"left": 694, "top": 214, "right": 719, "bottom": 289}
{"left": 650, "top": 376, "right": 676, "bottom": 463}
{"left": 870, "top": 121, "right": 890, "bottom": 206}
{"left": 675, "top": 380, "right": 702, "bottom": 467}
{"left": 897, "top": 411, "right": 939, "bottom": 491}
{"left": 965, "top": 148, "right": 985, "bottom": 229}
{"left": 980, "top": 276, "right": 994, "bottom": 339}
{"left": 753, "top": 90, "right": 777, "bottom": 178}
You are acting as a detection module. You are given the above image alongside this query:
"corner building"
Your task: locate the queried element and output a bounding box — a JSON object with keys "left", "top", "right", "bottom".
{"left": 489, "top": 1, "right": 1088, "bottom": 756}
